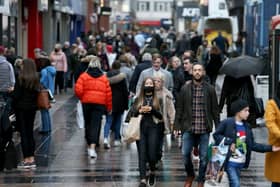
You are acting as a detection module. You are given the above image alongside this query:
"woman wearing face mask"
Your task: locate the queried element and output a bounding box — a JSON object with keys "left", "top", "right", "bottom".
{"left": 126, "top": 77, "right": 163, "bottom": 187}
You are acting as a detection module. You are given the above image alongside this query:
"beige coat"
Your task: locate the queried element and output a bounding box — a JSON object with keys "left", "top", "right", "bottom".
{"left": 156, "top": 87, "right": 175, "bottom": 134}
{"left": 264, "top": 99, "right": 280, "bottom": 182}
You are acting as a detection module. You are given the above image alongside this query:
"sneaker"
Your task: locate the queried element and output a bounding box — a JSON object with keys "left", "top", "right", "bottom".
{"left": 87, "top": 148, "right": 97, "bottom": 158}
{"left": 17, "top": 161, "right": 30, "bottom": 169}
{"left": 28, "top": 161, "right": 36, "bottom": 168}
{"left": 114, "top": 140, "right": 121, "bottom": 147}
{"left": 148, "top": 173, "right": 156, "bottom": 187}
{"left": 139, "top": 182, "right": 147, "bottom": 187}
{"left": 104, "top": 138, "right": 110, "bottom": 149}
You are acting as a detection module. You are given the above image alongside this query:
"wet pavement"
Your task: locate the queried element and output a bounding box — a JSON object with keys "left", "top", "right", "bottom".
{"left": 0, "top": 88, "right": 272, "bottom": 187}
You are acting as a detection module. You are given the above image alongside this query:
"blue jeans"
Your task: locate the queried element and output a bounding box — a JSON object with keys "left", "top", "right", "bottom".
{"left": 182, "top": 132, "right": 209, "bottom": 182}
{"left": 104, "top": 114, "right": 112, "bottom": 139}
{"left": 40, "top": 109, "right": 51, "bottom": 132}
{"left": 226, "top": 165, "right": 241, "bottom": 187}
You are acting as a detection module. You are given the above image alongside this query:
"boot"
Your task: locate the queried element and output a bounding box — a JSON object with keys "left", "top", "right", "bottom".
{"left": 197, "top": 182, "right": 204, "bottom": 187}
{"left": 184, "top": 176, "right": 195, "bottom": 187}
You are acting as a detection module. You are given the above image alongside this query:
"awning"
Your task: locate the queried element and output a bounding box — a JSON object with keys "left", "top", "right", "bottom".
{"left": 138, "top": 20, "right": 161, "bottom": 26}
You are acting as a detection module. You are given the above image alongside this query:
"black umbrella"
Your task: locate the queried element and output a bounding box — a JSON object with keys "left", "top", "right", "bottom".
{"left": 219, "top": 55, "right": 264, "bottom": 78}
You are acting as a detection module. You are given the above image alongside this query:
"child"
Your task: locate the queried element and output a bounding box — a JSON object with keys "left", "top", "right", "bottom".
{"left": 213, "top": 99, "right": 280, "bottom": 187}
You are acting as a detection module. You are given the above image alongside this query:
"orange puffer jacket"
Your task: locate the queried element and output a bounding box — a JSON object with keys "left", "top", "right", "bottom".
{"left": 75, "top": 72, "right": 112, "bottom": 111}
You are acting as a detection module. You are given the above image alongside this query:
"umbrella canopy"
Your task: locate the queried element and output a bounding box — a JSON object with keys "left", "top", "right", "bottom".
{"left": 219, "top": 55, "right": 264, "bottom": 78}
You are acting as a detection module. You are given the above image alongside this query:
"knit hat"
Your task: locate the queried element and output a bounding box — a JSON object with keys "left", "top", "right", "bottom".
{"left": 88, "top": 56, "right": 101, "bottom": 69}
{"left": 231, "top": 99, "right": 249, "bottom": 115}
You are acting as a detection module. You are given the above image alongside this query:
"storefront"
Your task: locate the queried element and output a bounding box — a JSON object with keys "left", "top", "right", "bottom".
{"left": 0, "top": 0, "right": 18, "bottom": 51}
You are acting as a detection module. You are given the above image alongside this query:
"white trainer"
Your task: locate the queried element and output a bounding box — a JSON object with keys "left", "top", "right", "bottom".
{"left": 104, "top": 138, "right": 110, "bottom": 149}
{"left": 114, "top": 140, "right": 122, "bottom": 147}
{"left": 87, "top": 148, "right": 97, "bottom": 158}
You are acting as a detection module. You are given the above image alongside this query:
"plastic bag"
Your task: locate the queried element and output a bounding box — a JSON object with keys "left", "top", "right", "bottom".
{"left": 76, "top": 101, "right": 84, "bottom": 129}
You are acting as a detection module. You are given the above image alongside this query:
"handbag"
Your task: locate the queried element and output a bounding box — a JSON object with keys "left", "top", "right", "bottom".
{"left": 254, "top": 97, "right": 264, "bottom": 118}
{"left": 37, "top": 89, "right": 51, "bottom": 109}
{"left": 122, "top": 114, "right": 142, "bottom": 143}
{"left": 206, "top": 138, "right": 230, "bottom": 183}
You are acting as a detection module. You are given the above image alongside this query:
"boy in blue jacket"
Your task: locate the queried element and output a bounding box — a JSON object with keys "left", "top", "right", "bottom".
{"left": 213, "top": 99, "right": 280, "bottom": 187}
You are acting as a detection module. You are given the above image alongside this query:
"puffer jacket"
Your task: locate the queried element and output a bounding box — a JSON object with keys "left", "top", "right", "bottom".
{"left": 264, "top": 99, "right": 280, "bottom": 182}
{"left": 75, "top": 68, "right": 112, "bottom": 111}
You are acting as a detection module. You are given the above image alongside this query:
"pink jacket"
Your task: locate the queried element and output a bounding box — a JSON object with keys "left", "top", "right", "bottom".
{"left": 50, "top": 51, "right": 67, "bottom": 72}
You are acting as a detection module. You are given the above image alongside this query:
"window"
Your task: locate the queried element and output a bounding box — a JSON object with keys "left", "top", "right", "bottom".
{"left": 137, "top": 1, "right": 150, "bottom": 11}
{"left": 155, "top": 2, "right": 171, "bottom": 12}
{"left": 219, "top": 2, "right": 226, "bottom": 10}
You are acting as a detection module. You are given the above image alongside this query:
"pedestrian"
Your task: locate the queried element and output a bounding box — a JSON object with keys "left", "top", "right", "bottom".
{"left": 264, "top": 82, "right": 280, "bottom": 187}
{"left": 103, "top": 61, "right": 128, "bottom": 149}
{"left": 211, "top": 31, "right": 229, "bottom": 56}
{"left": 213, "top": 99, "right": 280, "bottom": 187}
{"left": 136, "top": 53, "right": 173, "bottom": 94}
{"left": 39, "top": 57, "right": 56, "bottom": 134}
{"left": 50, "top": 43, "right": 68, "bottom": 94}
{"left": 205, "top": 45, "right": 223, "bottom": 86}
{"left": 154, "top": 75, "right": 175, "bottom": 158}
{"left": 13, "top": 58, "right": 40, "bottom": 169}
{"left": 219, "top": 76, "right": 257, "bottom": 128}
{"left": 174, "top": 63, "right": 220, "bottom": 187}
{"left": 75, "top": 56, "right": 112, "bottom": 159}
{"left": 126, "top": 77, "right": 163, "bottom": 187}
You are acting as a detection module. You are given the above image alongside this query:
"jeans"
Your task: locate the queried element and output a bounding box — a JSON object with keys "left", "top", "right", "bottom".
{"left": 104, "top": 112, "right": 123, "bottom": 140}
{"left": 40, "top": 109, "right": 51, "bottom": 132}
{"left": 104, "top": 114, "right": 112, "bottom": 139}
{"left": 272, "top": 182, "right": 280, "bottom": 187}
{"left": 182, "top": 132, "right": 209, "bottom": 182}
{"left": 111, "top": 112, "right": 123, "bottom": 140}
{"left": 226, "top": 165, "right": 241, "bottom": 187}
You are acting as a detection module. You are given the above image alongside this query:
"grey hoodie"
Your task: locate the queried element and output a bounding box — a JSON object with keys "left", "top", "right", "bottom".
{"left": 0, "top": 56, "right": 15, "bottom": 92}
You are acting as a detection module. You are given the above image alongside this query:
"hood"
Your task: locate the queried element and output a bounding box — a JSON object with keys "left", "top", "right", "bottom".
{"left": 45, "top": 66, "right": 56, "bottom": 76}
{"left": 87, "top": 67, "right": 104, "bottom": 78}
{"left": 0, "top": 56, "right": 7, "bottom": 64}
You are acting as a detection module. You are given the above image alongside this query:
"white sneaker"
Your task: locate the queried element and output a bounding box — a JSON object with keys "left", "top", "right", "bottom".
{"left": 87, "top": 148, "right": 97, "bottom": 158}
{"left": 114, "top": 140, "right": 122, "bottom": 147}
{"left": 104, "top": 138, "right": 110, "bottom": 149}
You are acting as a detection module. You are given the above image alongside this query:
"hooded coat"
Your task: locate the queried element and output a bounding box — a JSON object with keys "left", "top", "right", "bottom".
{"left": 264, "top": 99, "right": 280, "bottom": 182}
{"left": 75, "top": 68, "right": 112, "bottom": 112}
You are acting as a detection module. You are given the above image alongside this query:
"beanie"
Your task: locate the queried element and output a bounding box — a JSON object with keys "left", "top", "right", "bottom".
{"left": 231, "top": 99, "right": 249, "bottom": 115}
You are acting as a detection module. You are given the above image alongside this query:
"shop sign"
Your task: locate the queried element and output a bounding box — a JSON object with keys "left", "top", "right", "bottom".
{"left": 177, "top": 7, "right": 200, "bottom": 18}
{"left": 0, "top": 0, "right": 10, "bottom": 15}
{"left": 98, "top": 7, "right": 111, "bottom": 16}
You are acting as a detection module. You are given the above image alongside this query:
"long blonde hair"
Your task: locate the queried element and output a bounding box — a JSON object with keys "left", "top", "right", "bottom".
{"left": 135, "top": 77, "right": 160, "bottom": 111}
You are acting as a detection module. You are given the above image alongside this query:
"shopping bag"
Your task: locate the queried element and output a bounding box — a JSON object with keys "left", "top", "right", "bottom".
{"left": 37, "top": 89, "right": 51, "bottom": 109}
{"left": 206, "top": 138, "right": 230, "bottom": 183}
{"left": 76, "top": 101, "right": 84, "bottom": 129}
{"left": 122, "top": 114, "right": 142, "bottom": 143}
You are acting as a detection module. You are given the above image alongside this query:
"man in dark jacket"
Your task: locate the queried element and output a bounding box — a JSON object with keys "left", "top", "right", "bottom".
{"left": 174, "top": 63, "right": 220, "bottom": 187}
{"left": 129, "top": 53, "right": 152, "bottom": 94}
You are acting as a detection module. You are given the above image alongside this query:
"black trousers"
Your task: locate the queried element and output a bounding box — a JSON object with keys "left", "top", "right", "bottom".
{"left": 55, "top": 71, "right": 64, "bottom": 92}
{"left": 137, "top": 120, "right": 162, "bottom": 179}
{"left": 16, "top": 109, "right": 36, "bottom": 158}
{"left": 82, "top": 104, "right": 104, "bottom": 146}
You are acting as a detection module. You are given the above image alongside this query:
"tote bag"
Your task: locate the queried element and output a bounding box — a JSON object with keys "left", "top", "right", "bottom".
{"left": 122, "top": 115, "right": 142, "bottom": 143}
{"left": 206, "top": 138, "right": 230, "bottom": 183}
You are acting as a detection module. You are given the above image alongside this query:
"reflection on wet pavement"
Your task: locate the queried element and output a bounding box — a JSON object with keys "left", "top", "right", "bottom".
{"left": 0, "top": 95, "right": 271, "bottom": 187}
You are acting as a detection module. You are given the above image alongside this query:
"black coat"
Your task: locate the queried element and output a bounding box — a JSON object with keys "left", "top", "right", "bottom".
{"left": 213, "top": 117, "right": 272, "bottom": 168}
{"left": 107, "top": 70, "right": 128, "bottom": 113}
{"left": 129, "top": 60, "right": 152, "bottom": 93}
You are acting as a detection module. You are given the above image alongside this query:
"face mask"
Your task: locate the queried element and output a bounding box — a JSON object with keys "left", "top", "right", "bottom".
{"left": 144, "top": 86, "right": 154, "bottom": 94}
{"left": 54, "top": 48, "right": 59, "bottom": 53}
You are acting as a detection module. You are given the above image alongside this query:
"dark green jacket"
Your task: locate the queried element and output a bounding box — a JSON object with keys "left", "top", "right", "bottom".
{"left": 174, "top": 80, "right": 220, "bottom": 133}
